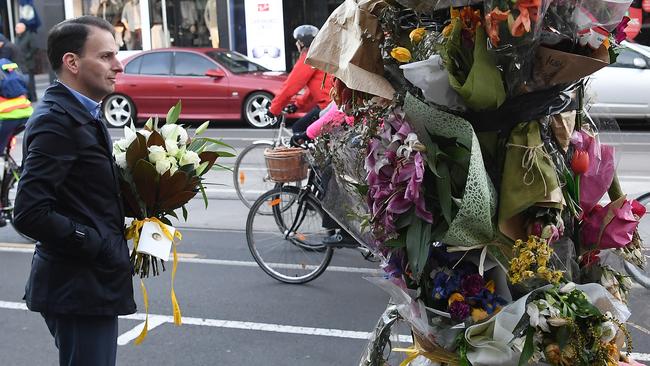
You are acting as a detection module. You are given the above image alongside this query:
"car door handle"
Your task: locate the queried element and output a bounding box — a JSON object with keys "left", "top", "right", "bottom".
{"left": 176, "top": 85, "right": 183, "bottom": 88}
{"left": 129, "top": 84, "right": 137, "bottom": 87}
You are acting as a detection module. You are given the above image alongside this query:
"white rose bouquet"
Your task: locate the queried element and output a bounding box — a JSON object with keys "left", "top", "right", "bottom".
{"left": 112, "top": 101, "right": 233, "bottom": 343}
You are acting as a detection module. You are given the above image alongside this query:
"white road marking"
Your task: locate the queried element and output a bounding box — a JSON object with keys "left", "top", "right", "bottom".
{"left": 0, "top": 244, "right": 381, "bottom": 274}
{"left": 0, "top": 300, "right": 399, "bottom": 343}
{"left": 631, "top": 353, "right": 650, "bottom": 361}
{"left": 117, "top": 315, "right": 167, "bottom": 345}
{"left": 0, "top": 300, "right": 645, "bottom": 356}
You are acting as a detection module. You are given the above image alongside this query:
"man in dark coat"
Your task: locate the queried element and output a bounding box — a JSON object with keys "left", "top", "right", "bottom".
{"left": 14, "top": 16, "right": 134, "bottom": 366}
{"left": 15, "top": 22, "right": 37, "bottom": 101}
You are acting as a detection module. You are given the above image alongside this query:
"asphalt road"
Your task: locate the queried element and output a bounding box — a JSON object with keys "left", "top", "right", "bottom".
{"left": 1, "top": 125, "right": 649, "bottom": 365}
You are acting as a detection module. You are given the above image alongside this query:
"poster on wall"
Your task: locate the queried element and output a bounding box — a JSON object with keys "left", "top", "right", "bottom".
{"left": 244, "top": 0, "right": 286, "bottom": 71}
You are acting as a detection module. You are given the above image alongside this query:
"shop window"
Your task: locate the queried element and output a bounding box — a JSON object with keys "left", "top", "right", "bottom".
{"left": 78, "top": 0, "right": 142, "bottom": 50}
{"left": 174, "top": 52, "right": 217, "bottom": 76}
{"left": 139, "top": 51, "right": 171, "bottom": 75}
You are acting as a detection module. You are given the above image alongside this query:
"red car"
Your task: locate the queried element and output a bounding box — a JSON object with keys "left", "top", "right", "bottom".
{"left": 102, "top": 48, "right": 302, "bottom": 128}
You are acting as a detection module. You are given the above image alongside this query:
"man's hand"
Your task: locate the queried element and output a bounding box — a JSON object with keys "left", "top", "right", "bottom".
{"left": 282, "top": 104, "right": 298, "bottom": 114}
{"left": 290, "top": 131, "right": 309, "bottom": 147}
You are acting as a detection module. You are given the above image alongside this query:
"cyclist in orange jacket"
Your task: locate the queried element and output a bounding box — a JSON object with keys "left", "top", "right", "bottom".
{"left": 266, "top": 25, "right": 333, "bottom": 133}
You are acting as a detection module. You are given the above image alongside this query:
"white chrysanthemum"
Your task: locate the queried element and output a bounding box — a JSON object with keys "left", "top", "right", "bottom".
{"left": 115, "top": 151, "right": 127, "bottom": 169}
{"left": 148, "top": 145, "right": 166, "bottom": 163}
{"left": 179, "top": 150, "right": 200, "bottom": 168}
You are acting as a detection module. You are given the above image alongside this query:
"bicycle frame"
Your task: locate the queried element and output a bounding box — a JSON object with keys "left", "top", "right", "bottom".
{"left": 252, "top": 115, "right": 293, "bottom": 148}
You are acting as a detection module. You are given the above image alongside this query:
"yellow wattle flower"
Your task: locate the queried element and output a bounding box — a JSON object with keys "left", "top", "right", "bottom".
{"left": 471, "top": 307, "right": 488, "bottom": 322}
{"left": 390, "top": 47, "right": 412, "bottom": 63}
{"left": 448, "top": 292, "right": 465, "bottom": 306}
{"left": 409, "top": 28, "right": 426, "bottom": 44}
{"left": 485, "top": 280, "right": 496, "bottom": 293}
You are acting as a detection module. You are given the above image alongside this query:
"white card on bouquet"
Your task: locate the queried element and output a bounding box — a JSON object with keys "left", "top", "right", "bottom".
{"left": 136, "top": 221, "right": 176, "bottom": 261}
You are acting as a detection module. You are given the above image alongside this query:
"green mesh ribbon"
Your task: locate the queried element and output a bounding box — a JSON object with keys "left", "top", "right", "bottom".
{"left": 404, "top": 93, "right": 496, "bottom": 246}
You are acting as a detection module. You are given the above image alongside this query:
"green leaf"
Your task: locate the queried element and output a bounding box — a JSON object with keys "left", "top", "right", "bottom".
{"left": 182, "top": 205, "right": 188, "bottom": 221}
{"left": 209, "top": 149, "right": 235, "bottom": 157}
{"left": 212, "top": 163, "right": 233, "bottom": 172}
{"left": 518, "top": 327, "right": 535, "bottom": 366}
{"left": 199, "top": 182, "right": 209, "bottom": 208}
{"left": 436, "top": 160, "right": 453, "bottom": 225}
{"left": 193, "top": 137, "right": 234, "bottom": 149}
{"left": 195, "top": 121, "right": 210, "bottom": 136}
{"left": 405, "top": 219, "right": 431, "bottom": 278}
{"left": 385, "top": 236, "right": 406, "bottom": 248}
{"left": 166, "top": 100, "right": 182, "bottom": 125}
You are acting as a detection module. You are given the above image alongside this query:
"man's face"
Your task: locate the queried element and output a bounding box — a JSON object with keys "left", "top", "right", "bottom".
{"left": 75, "top": 27, "right": 123, "bottom": 101}
{"left": 15, "top": 23, "right": 26, "bottom": 34}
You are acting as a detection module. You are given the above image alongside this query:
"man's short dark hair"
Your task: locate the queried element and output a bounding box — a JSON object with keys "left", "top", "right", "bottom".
{"left": 47, "top": 16, "right": 115, "bottom": 73}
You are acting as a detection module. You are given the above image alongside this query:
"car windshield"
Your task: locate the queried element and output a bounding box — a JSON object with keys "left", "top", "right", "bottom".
{"left": 206, "top": 51, "right": 269, "bottom": 74}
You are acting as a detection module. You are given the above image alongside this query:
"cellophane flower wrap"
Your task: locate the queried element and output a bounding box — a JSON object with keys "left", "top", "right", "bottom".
{"left": 302, "top": 0, "right": 646, "bottom": 365}
{"left": 112, "top": 101, "right": 233, "bottom": 343}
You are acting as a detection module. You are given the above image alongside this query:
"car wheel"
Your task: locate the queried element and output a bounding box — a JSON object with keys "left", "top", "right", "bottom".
{"left": 103, "top": 94, "right": 136, "bottom": 128}
{"left": 243, "top": 91, "right": 273, "bottom": 128}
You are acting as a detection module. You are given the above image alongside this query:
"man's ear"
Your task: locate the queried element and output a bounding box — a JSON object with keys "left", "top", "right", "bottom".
{"left": 61, "top": 52, "right": 80, "bottom": 75}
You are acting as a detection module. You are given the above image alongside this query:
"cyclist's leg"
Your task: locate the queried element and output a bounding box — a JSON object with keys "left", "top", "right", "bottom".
{"left": 291, "top": 107, "right": 321, "bottom": 134}
{"left": 0, "top": 119, "right": 17, "bottom": 155}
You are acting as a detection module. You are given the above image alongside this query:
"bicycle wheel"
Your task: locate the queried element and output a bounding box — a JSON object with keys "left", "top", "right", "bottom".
{"left": 233, "top": 142, "right": 276, "bottom": 209}
{"left": 246, "top": 186, "right": 334, "bottom": 284}
{"left": 625, "top": 192, "right": 650, "bottom": 289}
{"left": 1, "top": 155, "right": 36, "bottom": 243}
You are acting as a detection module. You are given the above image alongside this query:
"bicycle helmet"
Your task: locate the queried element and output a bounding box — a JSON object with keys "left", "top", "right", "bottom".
{"left": 292, "top": 25, "right": 319, "bottom": 48}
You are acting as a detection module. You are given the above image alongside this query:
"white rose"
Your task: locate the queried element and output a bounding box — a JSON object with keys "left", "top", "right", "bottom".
{"left": 160, "top": 124, "right": 189, "bottom": 145}
{"left": 115, "top": 151, "right": 127, "bottom": 169}
{"left": 148, "top": 145, "right": 166, "bottom": 163}
{"left": 178, "top": 126, "right": 189, "bottom": 145}
{"left": 114, "top": 138, "right": 130, "bottom": 152}
{"left": 155, "top": 157, "right": 173, "bottom": 175}
{"left": 160, "top": 124, "right": 179, "bottom": 141}
{"left": 165, "top": 139, "right": 179, "bottom": 156}
{"left": 179, "top": 150, "right": 200, "bottom": 169}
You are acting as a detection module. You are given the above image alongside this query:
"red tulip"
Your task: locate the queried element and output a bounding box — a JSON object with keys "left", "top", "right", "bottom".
{"left": 571, "top": 150, "right": 590, "bottom": 175}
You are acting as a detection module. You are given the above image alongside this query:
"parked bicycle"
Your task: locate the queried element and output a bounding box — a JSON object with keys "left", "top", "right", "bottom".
{"left": 0, "top": 119, "right": 34, "bottom": 242}
{"left": 245, "top": 142, "right": 375, "bottom": 284}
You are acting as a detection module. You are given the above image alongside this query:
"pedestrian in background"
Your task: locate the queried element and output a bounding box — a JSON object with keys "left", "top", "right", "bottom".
{"left": 0, "top": 33, "right": 20, "bottom": 62}
{"left": 14, "top": 16, "right": 135, "bottom": 366}
{"left": 15, "top": 22, "right": 37, "bottom": 101}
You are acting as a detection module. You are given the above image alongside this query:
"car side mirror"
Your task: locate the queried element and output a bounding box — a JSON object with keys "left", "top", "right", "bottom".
{"left": 206, "top": 69, "right": 226, "bottom": 78}
{"left": 633, "top": 57, "right": 648, "bottom": 69}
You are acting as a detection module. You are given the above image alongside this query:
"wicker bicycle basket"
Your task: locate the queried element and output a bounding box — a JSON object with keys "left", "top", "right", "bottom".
{"left": 263, "top": 147, "right": 308, "bottom": 182}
